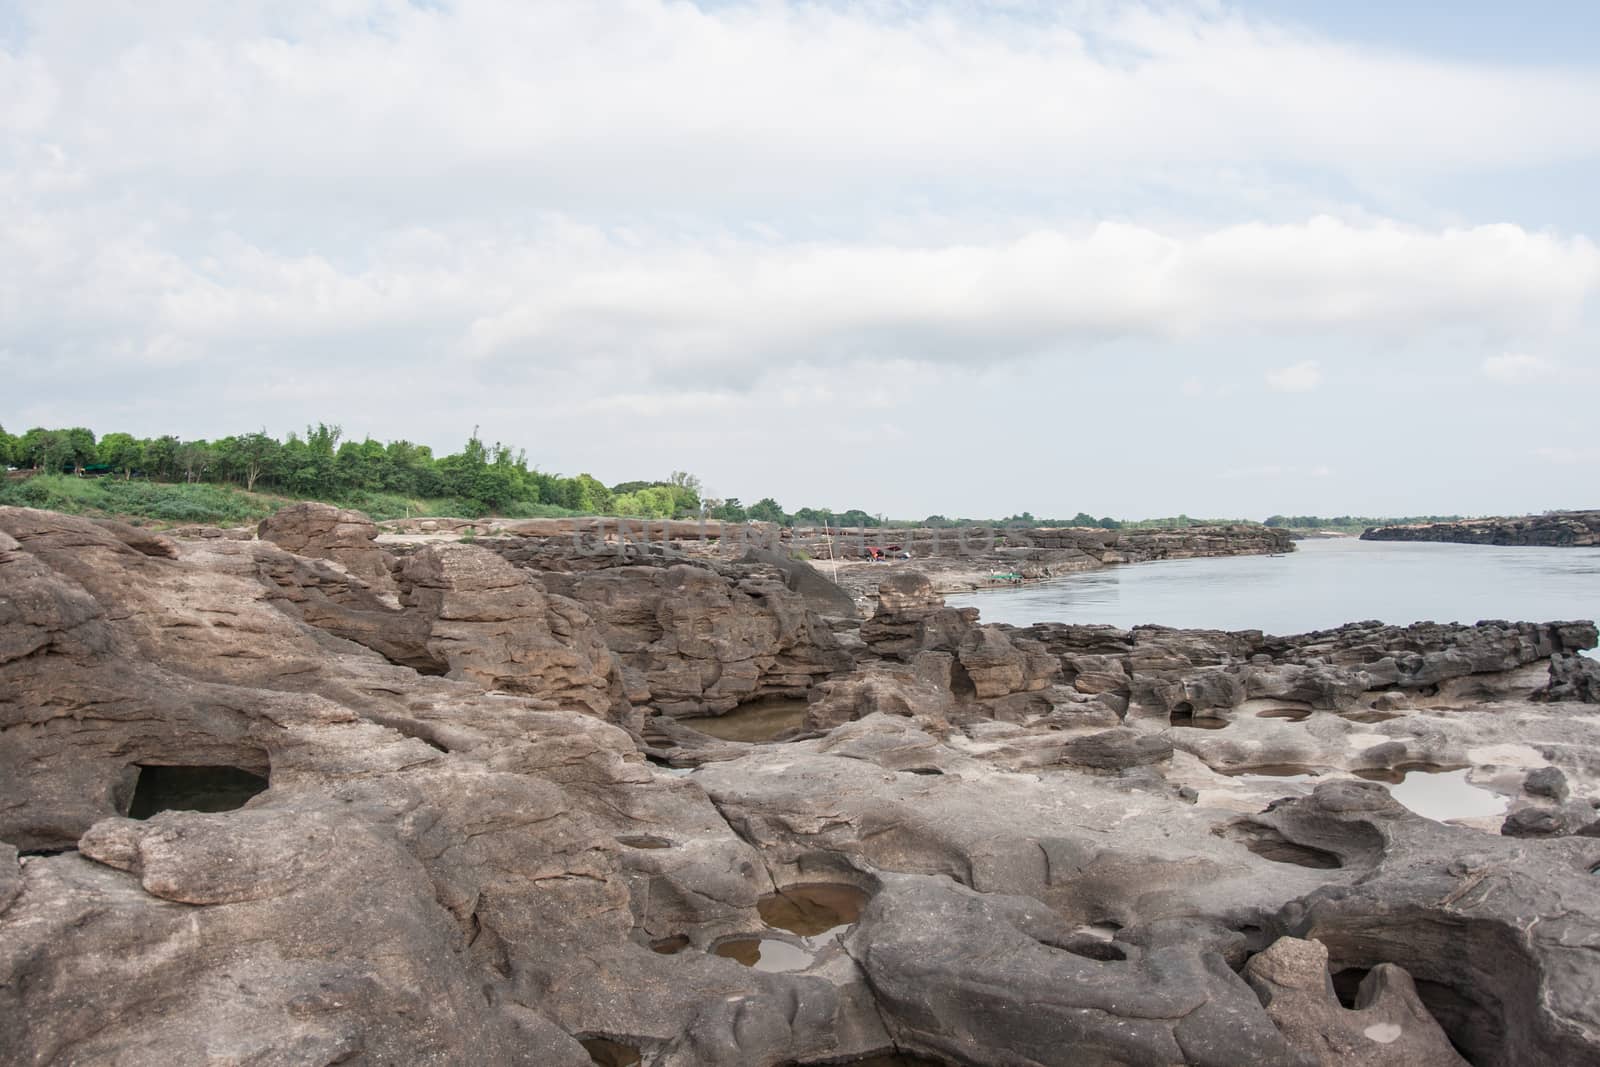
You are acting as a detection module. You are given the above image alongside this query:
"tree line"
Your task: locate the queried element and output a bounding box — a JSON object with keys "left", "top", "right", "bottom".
{"left": 0, "top": 423, "right": 892, "bottom": 524}
{"left": 3, "top": 423, "right": 1342, "bottom": 530}
{"left": 1263, "top": 514, "right": 1465, "bottom": 530}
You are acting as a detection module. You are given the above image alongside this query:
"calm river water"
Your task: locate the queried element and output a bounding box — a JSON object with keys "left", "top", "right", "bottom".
{"left": 947, "top": 537, "right": 1600, "bottom": 638}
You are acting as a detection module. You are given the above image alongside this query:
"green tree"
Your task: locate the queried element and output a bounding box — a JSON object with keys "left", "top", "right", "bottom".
{"left": 236, "top": 431, "right": 281, "bottom": 492}
{"left": 61, "top": 428, "right": 97, "bottom": 474}
{"left": 143, "top": 435, "right": 181, "bottom": 481}
{"left": 561, "top": 473, "right": 613, "bottom": 514}
{"left": 0, "top": 424, "right": 14, "bottom": 468}
{"left": 746, "top": 497, "right": 788, "bottom": 524}
{"left": 710, "top": 497, "right": 747, "bottom": 522}
{"left": 98, "top": 432, "right": 145, "bottom": 480}
{"left": 18, "top": 428, "right": 72, "bottom": 473}
{"left": 175, "top": 439, "right": 215, "bottom": 483}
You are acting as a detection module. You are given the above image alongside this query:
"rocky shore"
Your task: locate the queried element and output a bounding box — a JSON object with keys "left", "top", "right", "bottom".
{"left": 372, "top": 516, "right": 1293, "bottom": 605}
{"left": 1362, "top": 510, "right": 1600, "bottom": 547}
{"left": 4, "top": 502, "right": 1599, "bottom": 1066}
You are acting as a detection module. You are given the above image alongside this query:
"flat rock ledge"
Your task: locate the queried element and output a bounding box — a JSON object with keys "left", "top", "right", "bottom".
{"left": 3, "top": 503, "right": 1599, "bottom": 1067}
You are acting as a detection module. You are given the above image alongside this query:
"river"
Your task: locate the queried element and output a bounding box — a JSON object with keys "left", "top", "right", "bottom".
{"left": 946, "top": 537, "right": 1600, "bottom": 638}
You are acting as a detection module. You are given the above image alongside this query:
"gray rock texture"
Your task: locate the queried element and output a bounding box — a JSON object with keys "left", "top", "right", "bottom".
{"left": 4, "top": 503, "right": 1600, "bottom": 1066}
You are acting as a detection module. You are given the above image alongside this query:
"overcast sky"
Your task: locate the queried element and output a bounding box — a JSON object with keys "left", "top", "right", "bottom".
{"left": 2, "top": 1, "right": 1597, "bottom": 520}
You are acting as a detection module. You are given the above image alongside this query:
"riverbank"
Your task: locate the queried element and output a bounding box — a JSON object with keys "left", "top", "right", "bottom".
{"left": 1363, "top": 509, "right": 1600, "bottom": 546}
{"left": 5, "top": 501, "right": 1600, "bottom": 1066}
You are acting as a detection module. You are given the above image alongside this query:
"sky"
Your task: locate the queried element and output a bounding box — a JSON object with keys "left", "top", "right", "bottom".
{"left": 1, "top": 1, "right": 1597, "bottom": 521}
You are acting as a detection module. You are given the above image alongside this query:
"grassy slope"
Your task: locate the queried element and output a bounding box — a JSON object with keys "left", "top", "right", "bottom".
{"left": 0, "top": 475, "right": 582, "bottom": 528}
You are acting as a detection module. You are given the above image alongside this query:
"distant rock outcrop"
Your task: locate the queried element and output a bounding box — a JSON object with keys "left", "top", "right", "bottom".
{"left": 1361, "top": 510, "right": 1600, "bottom": 546}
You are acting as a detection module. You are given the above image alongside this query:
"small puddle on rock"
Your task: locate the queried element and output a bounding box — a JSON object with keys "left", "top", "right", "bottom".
{"left": 1256, "top": 708, "right": 1311, "bottom": 722}
{"left": 679, "top": 697, "right": 811, "bottom": 742}
{"left": 1353, "top": 764, "right": 1507, "bottom": 822}
{"left": 1225, "top": 764, "right": 1324, "bottom": 786}
{"left": 714, "top": 884, "right": 869, "bottom": 973}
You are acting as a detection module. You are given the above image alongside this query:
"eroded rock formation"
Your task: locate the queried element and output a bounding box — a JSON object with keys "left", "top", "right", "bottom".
{"left": 1362, "top": 510, "right": 1600, "bottom": 547}
{"left": 4, "top": 502, "right": 1600, "bottom": 1066}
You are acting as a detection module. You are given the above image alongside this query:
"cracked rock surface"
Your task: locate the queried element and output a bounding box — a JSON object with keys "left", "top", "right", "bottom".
{"left": 4, "top": 504, "right": 1600, "bottom": 1066}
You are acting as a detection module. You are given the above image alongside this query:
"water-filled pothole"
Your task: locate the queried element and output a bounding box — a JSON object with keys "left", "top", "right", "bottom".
{"left": 126, "top": 765, "right": 269, "bottom": 819}
{"left": 580, "top": 1036, "right": 642, "bottom": 1067}
{"left": 1343, "top": 709, "right": 1403, "bottom": 724}
{"left": 714, "top": 884, "right": 869, "bottom": 973}
{"left": 1353, "top": 765, "right": 1507, "bottom": 822}
{"left": 1256, "top": 708, "right": 1311, "bottom": 722}
{"left": 1223, "top": 765, "right": 1326, "bottom": 791}
{"left": 679, "top": 697, "right": 811, "bottom": 742}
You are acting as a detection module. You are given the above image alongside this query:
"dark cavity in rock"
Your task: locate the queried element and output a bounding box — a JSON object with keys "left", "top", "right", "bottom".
{"left": 580, "top": 1036, "right": 643, "bottom": 1067}
{"left": 1331, "top": 966, "right": 1372, "bottom": 1008}
{"left": 615, "top": 834, "right": 674, "bottom": 850}
{"left": 1222, "top": 821, "right": 1342, "bottom": 869}
{"left": 126, "top": 765, "right": 269, "bottom": 820}
{"left": 1170, "top": 703, "right": 1229, "bottom": 729}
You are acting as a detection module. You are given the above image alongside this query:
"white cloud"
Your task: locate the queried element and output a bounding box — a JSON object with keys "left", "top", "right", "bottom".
{"left": 1265, "top": 360, "right": 1325, "bottom": 392}
{"left": 1, "top": 1, "right": 1598, "bottom": 519}
{"left": 1482, "top": 353, "right": 1596, "bottom": 385}
{"left": 5, "top": 211, "right": 1593, "bottom": 388}
{"left": 8, "top": 1, "right": 1598, "bottom": 193}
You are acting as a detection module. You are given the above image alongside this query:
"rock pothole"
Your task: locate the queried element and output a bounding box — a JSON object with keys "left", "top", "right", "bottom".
{"left": 713, "top": 883, "right": 870, "bottom": 973}
{"left": 125, "top": 764, "right": 270, "bottom": 820}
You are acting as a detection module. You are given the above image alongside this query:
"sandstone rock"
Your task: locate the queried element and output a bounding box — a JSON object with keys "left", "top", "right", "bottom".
{"left": 259, "top": 501, "right": 396, "bottom": 590}
{"left": 1243, "top": 936, "right": 1468, "bottom": 1066}
{"left": 1362, "top": 510, "right": 1600, "bottom": 547}
{"left": 849, "top": 873, "right": 1308, "bottom": 1066}
{"left": 1273, "top": 781, "right": 1600, "bottom": 1066}
{"left": 805, "top": 662, "right": 955, "bottom": 732}
{"left": 89, "top": 517, "right": 180, "bottom": 558}
{"left": 1057, "top": 727, "right": 1174, "bottom": 769}
{"left": 1536, "top": 652, "right": 1600, "bottom": 703}
{"left": 1525, "top": 766, "right": 1571, "bottom": 801}
{"left": 552, "top": 563, "right": 850, "bottom": 716}
{"left": 398, "top": 543, "right": 629, "bottom": 721}
{"left": 7, "top": 502, "right": 1600, "bottom": 1066}
{"left": 739, "top": 547, "right": 859, "bottom": 619}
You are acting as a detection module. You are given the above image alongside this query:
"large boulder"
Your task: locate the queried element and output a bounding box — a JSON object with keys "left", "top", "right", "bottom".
{"left": 848, "top": 873, "right": 1308, "bottom": 1066}
{"left": 551, "top": 563, "right": 851, "bottom": 716}
{"left": 258, "top": 502, "right": 396, "bottom": 591}
{"left": 1243, "top": 936, "right": 1467, "bottom": 1066}
{"left": 739, "top": 547, "right": 859, "bottom": 619}
{"left": 398, "top": 543, "right": 629, "bottom": 722}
